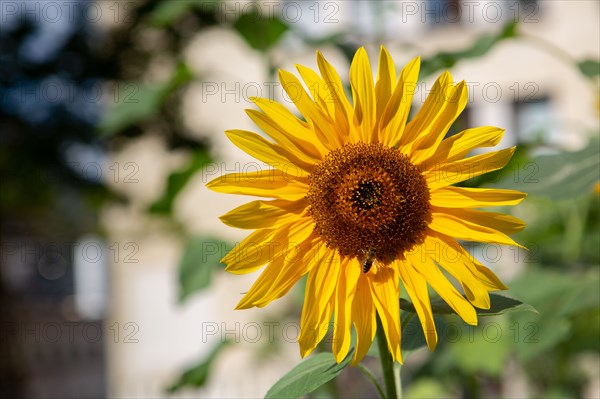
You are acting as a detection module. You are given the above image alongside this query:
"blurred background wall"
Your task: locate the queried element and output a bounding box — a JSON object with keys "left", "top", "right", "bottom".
{"left": 1, "top": 1, "right": 598, "bottom": 398}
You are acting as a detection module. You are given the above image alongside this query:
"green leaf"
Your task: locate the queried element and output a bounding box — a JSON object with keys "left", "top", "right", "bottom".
{"left": 99, "top": 63, "right": 192, "bottom": 136}
{"left": 490, "top": 137, "right": 600, "bottom": 200}
{"left": 404, "top": 378, "right": 452, "bottom": 399}
{"left": 420, "top": 22, "right": 518, "bottom": 77}
{"left": 147, "top": 0, "right": 217, "bottom": 27}
{"left": 265, "top": 349, "right": 354, "bottom": 399}
{"left": 178, "top": 236, "right": 229, "bottom": 302}
{"left": 234, "top": 11, "right": 288, "bottom": 51}
{"left": 578, "top": 59, "right": 600, "bottom": 78}
{"left": 507, "top": 267, "right": 599, "bottom": 360}
{"left": 166, "top": 340, "right": 229, "bottom": 393}
{"left": 443, "top": 322, "right": 511, "bottom": 376}
{"left": 400, "top": 294, "right": 537, "bottom": 317}
{"left": 148, "top": 149, "right": 212, "bottom": 215}
{"left": 401, "top": 312, "right": 447, "bottom": 352}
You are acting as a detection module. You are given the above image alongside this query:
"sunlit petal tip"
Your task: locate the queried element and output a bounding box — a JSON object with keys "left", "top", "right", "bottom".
{"left": 378, "top": 45, "right": 392, "bottom": 58}
{"left": 219, "top": 214, "right": 255, "bottom": 231}
{"left": 299, "top": 344, "right": 314, "bottom": 359}
{"left": 234, "top": 300, "right": 250, "bottom": 310}
{"left": 394, "top": 346, "right": 404, "bottom": 364}
{"left": 277, "top": 68, "right": 290, "bottom": 80}
{"left": 248, "top": 96, "right": 259, "bottom": 103}
{"left": 425, "top": 336, "right": 438, "bottom": 352}
{"left": 434, "top": 70, "right": 452, "bottom": 85}
{"left": 406, "top": 55, "right": 421, "bottom": 68}
{"left": 477, "top": 297, "right": 492, "bottom": 310}
{"left": 223, "top": 264, "right": 243, "bottom": 275}
{"left": 315, "top": 50, "right": 327, "bottom": 64}
{"left": 204, "top": 176, "right": 221, "bottom": 190}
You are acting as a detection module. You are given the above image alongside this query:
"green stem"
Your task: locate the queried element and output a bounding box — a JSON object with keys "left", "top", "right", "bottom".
{"left": 357, "top": 363, "right": 386, "bottom": 399}
{"left": 393, "top": 361, "right": 402, "bottom": 397}
{"left": 376, "top": 315, "right": 400, "bottom": 399}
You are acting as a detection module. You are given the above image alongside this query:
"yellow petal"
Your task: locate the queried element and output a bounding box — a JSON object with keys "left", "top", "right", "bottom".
{"left": 410, "top": 81, "right": 469, "bottom": 165}
{"left": 223, "top": 227, "right": 275, "bottom": 274}
{"left": 220, "top": 198, "right": 307, "bottom": 229}
{"left": 316, "top": 51, "right": 352, "bottom": 111}
{"left": 333, "top": 258, "right": 360, "bottom": 362}
{"left": 432, "top": 207, "right": 526, "bottom": 235}
{"left": 253, "top": 233, "right": 323, "bottom": 307}
{"left": 380, "top": 57, "right": 421, "bottom": 146}
{"left": 397, "top": 71, "right": 453, "bottom": 149}
{"left": 349, "top": 47, "right": 376, "bottom": 142}
{"left": 374, "top": 46, "right": 397, "bottom": 121}
{"left": 299, "top": 248, "right": 340, "bottom": 357}
{"left": 351, "top": 273, "right": 376, "bottom": 364}
{"left": 430, "top": 231, "right": 508, "bottom": 291}
{"left": 226, "top": 219, "right": 312, "bottom": 279}
{"left": 316, "top": 51, "right": 354, "bottom": 142}
{"left": 279, "top": 69, "right": 336, "bottom": 149}
{"left": 430, "top": 186, "right": 527, "bottom": 208}
{"left": 236, "top": 219, "right": 316, "bottom": 309}
{"left": 368, "top": 265, "right": 403, "bottom": 363}
{"left": 296, "top": 64, "right": 348, "bottom": 146}
{"left": 225, "top": 130, "right": 316, "bottom": 172}
{"left": 246, "top": 101, "right": 325, "bottom": 160}
{"left": 206, "top": 168, "right": 308, "bottom": 200}
{"left": 473, "top": 262, "right": 509, "bottom": 291}
{"left": 429, "top": 211, "right": 524, "bottom": 248}
{"left": 397, "top": 260, "right": 437, "bottom": 351}
{"left": 422, "top": 235, "right": 490, "bottom": 309}
{"left": 428, "top": 126, "right": 505, "bottom": 164}
{"left": 424, "top": 147, "right": 516, "bottom": 190}
{"left": 405, "top": 250, "right": 478, "bottom": 325}
{"left": 297, "top": 64, "right": 334, "bottom": 114}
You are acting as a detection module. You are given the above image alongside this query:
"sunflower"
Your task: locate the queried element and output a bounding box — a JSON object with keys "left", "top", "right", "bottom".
{"left": 207, "top": 46, "right": 526, "bottom": 365}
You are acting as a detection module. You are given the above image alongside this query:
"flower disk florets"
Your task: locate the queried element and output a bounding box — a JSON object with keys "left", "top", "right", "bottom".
{"left": 307, "top": 142, "right": 431, "bottom": 265}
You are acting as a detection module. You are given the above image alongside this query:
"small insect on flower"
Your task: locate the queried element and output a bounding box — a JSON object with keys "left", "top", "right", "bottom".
{"left": 362, "top": 249, "right": 377, "bottom": 274}
{"left": 207, "top": 46, "right": 526, "bottom": 365}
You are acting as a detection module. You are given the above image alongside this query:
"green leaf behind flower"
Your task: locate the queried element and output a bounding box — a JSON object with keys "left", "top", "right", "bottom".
{"left": 99, "top": 63, "right": 192, "bottom": 136}
{"left": 508, "top": 267, "right": 600, "bottom": 360}
{"left": 420, "top": 22, "right": 518, "bottom": 78}
{"left": 166, "top": 340, "right": 229, "bottom": 393}
{"left": 148, "top": 149, "right": 212, "bottom": 215}
{"left": 265, "top": 349, "right": 354, "bottom": 399}
{"left": 400, "top": 293, "right": 537, "bottom": 318}
{"left": 578, "top": 59, "right": 600, "bottom": 78}
{"left": 146, "top": 0, "right": 217, "bottom": 27}
{"left": 178, "top": 236, "right": 229, "bottom": 302}
{"left": 234, "top": 10, "right": 288, "bottom": 51}
{"left": 490, "top": 137, "right": 600, "bottom": 200}
{"left": 401, "top": 313, "right": 447, "bottom": 352}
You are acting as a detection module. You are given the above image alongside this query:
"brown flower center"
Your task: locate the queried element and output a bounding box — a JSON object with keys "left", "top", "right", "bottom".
{"left": 307, "top": 143, "right": 431, "bottom": 267}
